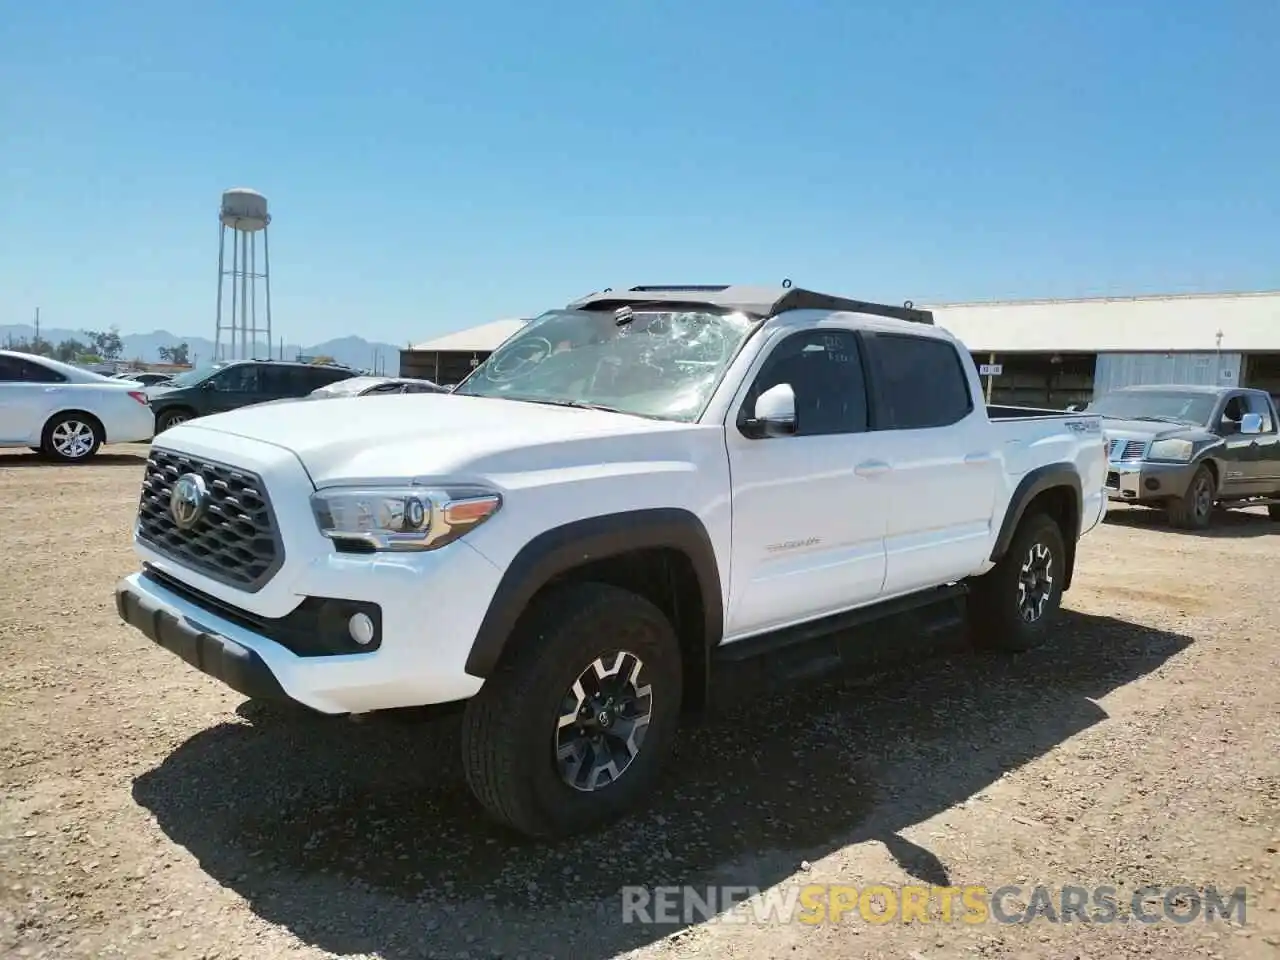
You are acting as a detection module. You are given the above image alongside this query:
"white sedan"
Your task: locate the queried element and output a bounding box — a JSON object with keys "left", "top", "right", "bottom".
{"left": 0, "top": 350, "right": 156, "bottom": 462}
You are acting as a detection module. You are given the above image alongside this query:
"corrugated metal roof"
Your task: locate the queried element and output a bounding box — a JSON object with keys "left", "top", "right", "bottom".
{"left": 926, "top": 290, "right": 1280, "bottom": 353}
{"left": 408, "top": 318, "right": 530, "bottom": 353}
{"left": 408, "top": 291, "right": 1280, "bottom": 357}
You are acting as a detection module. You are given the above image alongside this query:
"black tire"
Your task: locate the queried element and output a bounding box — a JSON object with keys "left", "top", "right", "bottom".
{"left": 1166, "top": 464, "right": 1215, "bottom": 530}
{"left": 40, "top": 412, "right": 103, "bottom": 463}
{"left": 970, "top": 511, "right": 1067, "bottom": 653}
{"left": 460, "top": 581, "right": 683, "bottom": 839}
{"left": 156, "top": 408, "right": 195, "bottom": 433}
{"left": 1269, "top": 503, "right": 1280, "bottom": 522}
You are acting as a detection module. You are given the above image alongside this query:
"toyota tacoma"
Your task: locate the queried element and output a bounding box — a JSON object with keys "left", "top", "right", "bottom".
{"left": 115, "top": 284, "right": 1108, "bottom": 838}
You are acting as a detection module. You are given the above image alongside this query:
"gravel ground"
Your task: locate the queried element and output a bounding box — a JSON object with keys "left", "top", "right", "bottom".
{"left": 1, "top": 444, "right": 1278, "bottom": 960}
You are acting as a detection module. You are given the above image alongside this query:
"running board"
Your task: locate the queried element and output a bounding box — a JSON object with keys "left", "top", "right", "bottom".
{"left": 706, "top": 584, "right": 970, "bottom": 708}
{"left": 713, "top": 583, "right": 969, "bottom": 664}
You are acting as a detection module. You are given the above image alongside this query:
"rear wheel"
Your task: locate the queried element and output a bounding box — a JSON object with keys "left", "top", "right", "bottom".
{"left": 460, "top": 582, "right": 683, "bottom": 839}
{"left": 1167, "top": 464, "right": 1215, "bottom": 530}
{"left": 1269, "top": 503, "right": 1280, "bottom": 521}
{"left": 970, "top": 511, "right": 1066, "bottom": 652}
{"left": 41, "top": 413, "right": 103, "bottom": 463}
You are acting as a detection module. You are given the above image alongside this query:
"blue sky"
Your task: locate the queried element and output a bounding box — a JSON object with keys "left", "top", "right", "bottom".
{"left": 2, "top": 1, "right": 1278, "bottom": 346}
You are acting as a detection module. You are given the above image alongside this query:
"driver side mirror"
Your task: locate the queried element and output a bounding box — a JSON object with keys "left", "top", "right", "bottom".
{"left": 1241, "top": 412, "right": 1263, "bottom": 435}
{"left": 743, "top": 383, "right": 797, "bottom": 438}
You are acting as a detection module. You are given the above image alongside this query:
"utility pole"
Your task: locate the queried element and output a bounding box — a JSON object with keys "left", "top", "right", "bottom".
{"left": 34, "top": 307, "right": 40, "bottom": 344}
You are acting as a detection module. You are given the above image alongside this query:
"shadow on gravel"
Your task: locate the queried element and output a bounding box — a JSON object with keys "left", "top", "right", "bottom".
{"left": 0, "top": 451, "right": 148, "bottom": 468}
{"left": 133, "top": 610, "right": 1191, "bottom": 960}
{"left": 1104, "top": 503, "right": 1277, "bottom": 538}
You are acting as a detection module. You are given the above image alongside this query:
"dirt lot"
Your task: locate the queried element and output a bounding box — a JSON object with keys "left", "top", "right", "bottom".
{"left": 2, "top": 444, "right": 1278, "bottom": 960}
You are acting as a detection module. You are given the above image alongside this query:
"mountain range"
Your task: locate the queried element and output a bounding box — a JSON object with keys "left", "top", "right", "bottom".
{"left": 0, "top": 324, "right": 403, "bottom": 373}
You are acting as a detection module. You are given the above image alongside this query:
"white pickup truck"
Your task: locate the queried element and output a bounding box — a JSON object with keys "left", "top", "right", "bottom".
{"left": 115, "top": 284, "right": 1107, "bottom": 838}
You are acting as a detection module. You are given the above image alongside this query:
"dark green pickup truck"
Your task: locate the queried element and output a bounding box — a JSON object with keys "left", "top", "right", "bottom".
{"left": 1090, "top": 384, "right": 1280, "bottom": 529}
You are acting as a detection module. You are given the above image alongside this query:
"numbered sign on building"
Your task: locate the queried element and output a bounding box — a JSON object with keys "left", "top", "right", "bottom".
{"left": 979, "top": 363, "right": 1003, "bottom": 377}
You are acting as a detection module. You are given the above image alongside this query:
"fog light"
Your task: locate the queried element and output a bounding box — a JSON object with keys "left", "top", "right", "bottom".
{"left": 348, "top": 612, "right": 376, "bottom": 646}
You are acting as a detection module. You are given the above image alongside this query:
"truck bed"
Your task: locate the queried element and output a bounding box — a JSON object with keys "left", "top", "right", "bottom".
{"left": 987, "top": 404, "right": 1081, "bottom": 421}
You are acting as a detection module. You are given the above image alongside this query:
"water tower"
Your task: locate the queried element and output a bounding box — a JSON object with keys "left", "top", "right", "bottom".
{"left": 214, "top": 188, "right": 273, "bottom": 362}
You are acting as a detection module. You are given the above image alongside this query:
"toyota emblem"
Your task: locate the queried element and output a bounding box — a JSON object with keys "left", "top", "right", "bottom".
{"left": 170, "top": 473, "right": 208, "bottom": 530}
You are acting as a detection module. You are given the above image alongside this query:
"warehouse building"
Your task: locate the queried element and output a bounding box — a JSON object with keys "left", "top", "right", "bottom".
{"left": 400, "top": 290, "right": 1280, "bottom": 406}
{"left": 932, "top": 290, "right": 1280, "bottom": 408}
{"left": 399, "top": 318, "right": 530, "bottom": 386}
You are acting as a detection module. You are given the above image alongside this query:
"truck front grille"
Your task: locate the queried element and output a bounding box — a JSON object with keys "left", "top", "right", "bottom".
{"left": 1107, "top": 439, "right": 1146, "bottom": 462}
{"left": 136, "top": 448, "right": 284, "bottom": 592}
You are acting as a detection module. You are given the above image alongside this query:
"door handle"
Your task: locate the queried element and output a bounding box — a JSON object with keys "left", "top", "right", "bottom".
{"left": 855, "top": 459, "right": 891, "bottom": 478}
{"left": 964, "top": 452, "right": 996, "bottom": 465}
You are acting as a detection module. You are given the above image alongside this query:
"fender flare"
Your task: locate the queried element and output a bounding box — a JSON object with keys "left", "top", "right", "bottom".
{"left": 464, "top": 507, "right": 724, "bottom": 679}
{"left": 990, "top": 463, "right": 1084, "bottom": 565}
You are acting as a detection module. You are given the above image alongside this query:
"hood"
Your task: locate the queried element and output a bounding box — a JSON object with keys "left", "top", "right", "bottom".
{"left": 174, "top": 393, "right": 702, "bottom": 485}
{"left": 1099, "top": 417, "right": 1211, "bottom": 442}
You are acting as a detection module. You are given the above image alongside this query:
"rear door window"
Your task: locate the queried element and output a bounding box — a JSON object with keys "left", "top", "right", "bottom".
{"left": 864, "top": 334, "right": 973, "bottom": 430}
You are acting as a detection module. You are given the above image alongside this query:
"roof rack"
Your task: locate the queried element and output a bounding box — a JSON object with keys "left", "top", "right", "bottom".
{"left": 566, "top": 283, "right": 933, "bottom": 325}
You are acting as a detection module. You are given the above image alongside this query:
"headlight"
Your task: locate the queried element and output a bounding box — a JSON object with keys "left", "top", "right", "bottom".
{"left": 310, "top": 484, "right": 502, "bottom": 552}
{"left": 1147, "top": 438, "right": 1194, "bottom": 462}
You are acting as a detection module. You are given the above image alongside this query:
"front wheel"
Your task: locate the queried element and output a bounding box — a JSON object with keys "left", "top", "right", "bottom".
{"left": 970, "top": 511, "right": 1066, "bottom": 653}
{"left": 41, "top": 413, "right": 103, "bottom": 463}
{"left": 1167, "top": 464, "right": 1216, "bottom": 530}
{"left": 460, "top": 582, "right": 683, "bottom": 839}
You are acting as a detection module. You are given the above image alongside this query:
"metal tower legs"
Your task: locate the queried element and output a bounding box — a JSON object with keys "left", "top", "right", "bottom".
{"left": 214, "top": 223, "right": 273, "bottom": 363}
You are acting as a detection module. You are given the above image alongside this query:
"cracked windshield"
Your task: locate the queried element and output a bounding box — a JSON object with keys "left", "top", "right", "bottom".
{"left": 452, "top": 307, "right": 756, "bottom": 420}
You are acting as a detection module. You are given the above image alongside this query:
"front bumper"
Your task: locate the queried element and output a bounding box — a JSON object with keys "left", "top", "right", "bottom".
{"left": 1105, "top": 460, "right": 1197, "bottom": 502}
{"left": 116, "top": 581, "right": 287, "bottom": 702}
{"left": 115, "top": 537, "right": 504, "bottom": 713}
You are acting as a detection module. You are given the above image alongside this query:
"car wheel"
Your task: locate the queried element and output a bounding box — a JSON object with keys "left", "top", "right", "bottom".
{"left": 970, "top": 511, "right": 1066, "bottom": 653}
{"left": 1269, "top": 503, "right": 1280, "bottom": 522}
{"left": 460, "top": 581, "right": 683, "bottom": 839}
{"left": 156, "top": 409, "right": 193, "bottom": 433}
{"left": 1167, "top": 464, "right": 1215, "bottom": 530}
{"left": 41, "top": 413, "right": 104, "bottom": 463}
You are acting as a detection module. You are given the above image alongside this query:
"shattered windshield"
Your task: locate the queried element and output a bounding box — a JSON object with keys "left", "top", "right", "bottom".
{"left": 452, "top": 307, "right": 758, "bottom": 421}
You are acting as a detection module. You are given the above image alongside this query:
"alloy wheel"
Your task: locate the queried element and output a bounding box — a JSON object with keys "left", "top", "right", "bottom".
{"left": 1193, "top": 475, "right": 1213, "bottom": 521}
{"left": 50, "top": 420, "right": 96, "bottom": 460}
{"left": 555, "top": 651, "right": 653, "bottom": 792}
{"left": 1016, "top": 541, "right": 1055, "bottom": 623}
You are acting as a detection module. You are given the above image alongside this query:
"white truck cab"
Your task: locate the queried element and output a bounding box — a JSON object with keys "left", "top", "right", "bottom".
{"left": 115, "top": 284, "right": 1107, "bottom": 838}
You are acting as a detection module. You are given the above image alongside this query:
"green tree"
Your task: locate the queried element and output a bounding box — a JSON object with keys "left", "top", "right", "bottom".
{"left": 52, "top": 338, "right": 88, "bottom": 362}
{"left": 83, "top": 327, "right": 123, "bottom": 360}
{"left": 7, "top": 336, "right": 53, "bottom": 357}
{"left": 158, "top": 342, "right": 190, "bottom": 365}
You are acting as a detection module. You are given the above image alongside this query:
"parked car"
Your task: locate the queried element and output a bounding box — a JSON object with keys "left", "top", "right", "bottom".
{"left": 113, "top": 371, "right": 175, "bottom": 387}
{"left": 0, "top": 349, "right": 155, "bottom": 462}
{"left": 1088, "top": 383, "right": 1280, "bottom": 528}
{"left": 244, "top": 375, "right": 449, "bottom": 409}
{"left": 114, "top": 283, "right": 1107, "bottom": 839}
{"left": 146, "top": 359, "right": 359, "bottom": 433}
{"left": 306, "top": 375, "right": 447, "bottom": 398}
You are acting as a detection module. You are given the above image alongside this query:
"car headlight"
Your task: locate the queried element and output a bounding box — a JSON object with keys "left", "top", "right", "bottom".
{"left": 1147, "top": 438, "right": 1194, "bottom": 462}
{"left": 310, "top": 484, "right": 502, "bottom": 552}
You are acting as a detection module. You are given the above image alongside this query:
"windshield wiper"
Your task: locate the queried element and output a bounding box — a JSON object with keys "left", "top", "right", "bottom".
{"left": 507, "top": 397, "right": 658, "bottom": 419}
{"left": 1129, "top": 415, "right": 1186, "bottom": 424}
